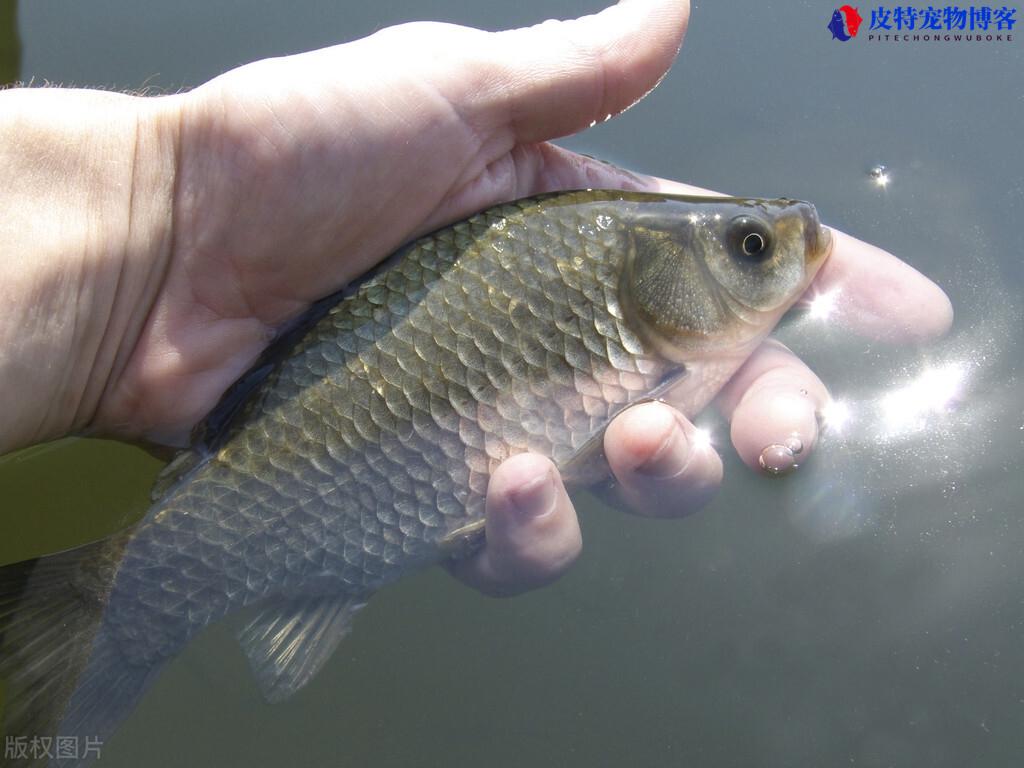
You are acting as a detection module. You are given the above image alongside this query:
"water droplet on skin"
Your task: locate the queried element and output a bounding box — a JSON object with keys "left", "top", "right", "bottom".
{"left": 759, "top": 444, "right": 798, "bottom": 476}
{"left": 784, "top": 436, "right": 804, "bottom": 455}
{"left": 799, "top": 389, "right": 808, "bottom": 396}
{"left": 595, "top": 214, "right": 613, "bottom": 230}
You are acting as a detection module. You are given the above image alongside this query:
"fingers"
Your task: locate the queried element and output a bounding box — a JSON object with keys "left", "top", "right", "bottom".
{"left": 448, "top": 402, "right": 723, "bottom": 597}
{"left": 808, "top": 228, "right": 954, "bottom": 343}
{"left": 447, "top": 453, "right": 582, "bottom": 597}
{"left": 603, "top": 401, "right": 723, "bottom": 517}
{"left": 449, "top": 330, "right": 906, "bottom": 601}
{"left": 467, "top": 0, "right": 690, "bottom": 144}
{"left": 716, "top": 340, "right": 830, "bottom": 475}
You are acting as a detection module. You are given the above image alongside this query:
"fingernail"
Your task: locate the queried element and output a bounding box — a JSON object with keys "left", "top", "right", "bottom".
{"left": 508, "top": 468, "right": 557, "bottom": 519}
{"left": 636, "top": 414, "right": 690, "bottom": 479}
{"left": 758, "top": 442, "right": 800, "bottom": 476}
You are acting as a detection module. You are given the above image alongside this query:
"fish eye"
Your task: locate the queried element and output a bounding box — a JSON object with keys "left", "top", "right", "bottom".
{"left": 742, "top": 232, "right": 766, "bottom": 256}
{"left": 727, "top": 216, "right": 773, "bottom": 262}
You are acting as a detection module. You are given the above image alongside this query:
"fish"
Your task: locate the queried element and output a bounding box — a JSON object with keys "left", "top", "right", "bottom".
{"left": 827, "top": 9, "right": 851, "bottom": 40}
{"left": 0, "top": 189, "right": 831, "bottom": 763}
{"left": 841, "top": 6, "right": 864, "bottom": 37}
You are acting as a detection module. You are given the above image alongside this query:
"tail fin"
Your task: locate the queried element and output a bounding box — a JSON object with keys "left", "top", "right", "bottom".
{"left": 0, "top": 531, "right": 133, "bottom": 766}
{"left": 53, "top": 632, "right": 164, "bottom": 768}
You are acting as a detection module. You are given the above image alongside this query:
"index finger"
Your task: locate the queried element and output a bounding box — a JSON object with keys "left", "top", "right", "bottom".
{"left": 806, "top": 229, "right": 953, "bottom": 343}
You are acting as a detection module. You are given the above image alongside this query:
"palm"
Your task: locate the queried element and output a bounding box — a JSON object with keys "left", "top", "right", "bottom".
{"left": 98, "top": 20, "right": 672, "bottom": 445}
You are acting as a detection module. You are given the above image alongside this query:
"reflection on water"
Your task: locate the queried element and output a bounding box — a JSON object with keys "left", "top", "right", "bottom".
{"left": 877, "top": 361, "right": 966, "bottom": 437}
{"left": 822, "top": 359, "right": 968, "bottom": 440}
{"left": 820, "top": 396, "right": 852, "bottom": 431}
{"left": 779, "top": 257, "right": 1021, "bottom": 546}
{"left": 868, "top": 164, "right": 891, "bottom": 188}
{"left": 692, "top": 428, "right": 713, "bottom": 454}
{"left": 0, "top": 439, "right": 159, "bottom": 566}
{"left": 807, "top": 287, "right": 841, "bottom": 321}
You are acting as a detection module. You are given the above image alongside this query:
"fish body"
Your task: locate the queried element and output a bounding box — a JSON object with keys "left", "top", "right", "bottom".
{"left": 0, "top": 190, "right": 830, "bottom": 761}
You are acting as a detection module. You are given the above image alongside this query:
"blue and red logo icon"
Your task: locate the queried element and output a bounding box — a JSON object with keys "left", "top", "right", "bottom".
{"left": 828, "top": 5, "right": 864, "bottom": 40}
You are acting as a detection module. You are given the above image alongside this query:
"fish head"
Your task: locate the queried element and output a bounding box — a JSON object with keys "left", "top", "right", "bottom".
{"left": 620, "top": 196, "right": 832, "bottom": 367}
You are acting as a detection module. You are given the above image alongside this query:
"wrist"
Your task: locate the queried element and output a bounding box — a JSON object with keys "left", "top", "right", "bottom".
{"left": 0, "top": 88, "right": 179, "bottom": 454}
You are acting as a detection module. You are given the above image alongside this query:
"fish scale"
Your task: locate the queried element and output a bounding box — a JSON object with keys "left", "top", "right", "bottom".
{"left": 100, "top": 196, "right": 654, "bottom": 662}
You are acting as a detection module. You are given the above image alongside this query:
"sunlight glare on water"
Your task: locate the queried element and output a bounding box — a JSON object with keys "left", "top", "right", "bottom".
{"left": 868, "top": 164, "right": 891, "bottom": 188}
{"left": 691, "top": 427, "right": 713, "bottom": 453}
{"left": 780, "top": 255, "right": 1020, "bottom": 547}
{"left": 877, "top": 362, "right": 967, "bottom": 439}
{"left": 806, "top": 288, "right": 840, "bottom": 322}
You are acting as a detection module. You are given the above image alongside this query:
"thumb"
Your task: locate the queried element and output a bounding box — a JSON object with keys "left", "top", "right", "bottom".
{"left": 453, "top": 0, "right": 690, "bottom": 144}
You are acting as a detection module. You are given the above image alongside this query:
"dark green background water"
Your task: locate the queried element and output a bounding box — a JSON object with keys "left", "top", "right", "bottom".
{"left": 2, "top": 1, "right": 1022, "bottom": 765}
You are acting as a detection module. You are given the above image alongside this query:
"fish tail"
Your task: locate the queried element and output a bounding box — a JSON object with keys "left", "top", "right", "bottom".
{"left": 53, "top": 633, "right": 164, "bottom": 768}
{"left": 0, "top": 530, "right": 134, "bottom": 766}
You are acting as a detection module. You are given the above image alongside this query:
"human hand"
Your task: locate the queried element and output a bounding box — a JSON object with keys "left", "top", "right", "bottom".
{"left": 1, "top": 0, "right": 952, "bottom": 594}
{"left": 100, "top": 0, "right": 951, "bottom": 595}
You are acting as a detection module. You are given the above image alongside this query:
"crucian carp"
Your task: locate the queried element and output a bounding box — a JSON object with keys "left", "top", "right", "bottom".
{"left": 0, "top": 190, "right": 831, "bottom": 763}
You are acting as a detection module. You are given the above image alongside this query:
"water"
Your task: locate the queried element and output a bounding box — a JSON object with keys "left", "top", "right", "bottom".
{"left": 0, "top": 1, "right": 16, "bottom": 86}
{"left": 2, "top": 1, "right": 1023, "bottom": 765}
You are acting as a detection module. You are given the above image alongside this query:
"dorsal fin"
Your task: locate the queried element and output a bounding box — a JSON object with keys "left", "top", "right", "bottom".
{"left": 237, "top": 594, "right": 367, "bottom": 704}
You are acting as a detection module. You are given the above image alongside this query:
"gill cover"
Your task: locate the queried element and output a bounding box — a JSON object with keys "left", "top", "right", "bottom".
{"left": 620, "top": 197, "right": 820, "bottom": 360}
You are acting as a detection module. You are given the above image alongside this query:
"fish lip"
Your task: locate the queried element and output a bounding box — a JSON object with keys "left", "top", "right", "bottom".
{"left": 797, "top": 202, "right": 832, "bottom": 267}
{"left": 813, "top": 223, "right": 833, "bottom": 265}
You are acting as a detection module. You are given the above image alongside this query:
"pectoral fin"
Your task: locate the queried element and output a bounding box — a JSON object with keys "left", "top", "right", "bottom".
{"left": 558, "top": 366, "right": 688, "bottom": 488}
{"left": 237, "top": 593, "right": 368, "bottom": 703}
{"left": 556, "top": 430, "right": 611, "bottom": 488}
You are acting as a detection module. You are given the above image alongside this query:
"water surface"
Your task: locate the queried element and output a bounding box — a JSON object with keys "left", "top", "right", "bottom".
{"left": 3, "top": 1, "right": 1022, "bottom": 765}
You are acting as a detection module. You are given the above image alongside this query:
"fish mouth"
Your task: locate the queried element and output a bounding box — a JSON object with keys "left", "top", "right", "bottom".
{"left": 799, "top": 203, "right": 833, "bottom": 267}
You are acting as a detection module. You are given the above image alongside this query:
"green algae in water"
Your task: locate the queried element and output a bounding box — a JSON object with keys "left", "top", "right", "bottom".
{"left": 0, "top": 439, "right": 160, "bottom": 566}
{"left": 0, "top": 0, "right": 20, "bottom": 87}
